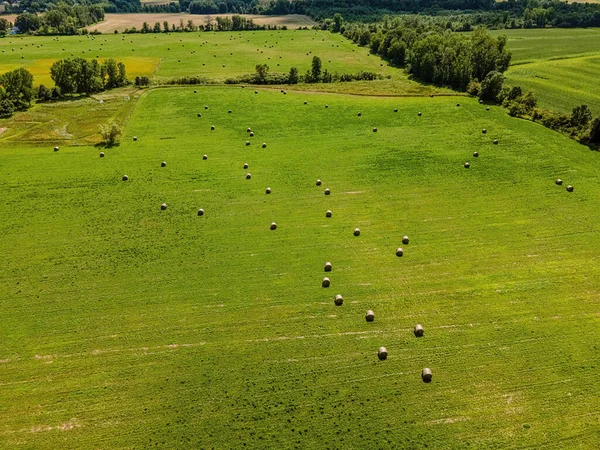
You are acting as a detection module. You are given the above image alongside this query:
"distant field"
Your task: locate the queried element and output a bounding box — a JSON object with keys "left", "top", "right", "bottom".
{"left": 87, "top": 13, "right": 317, "bottom": 33}
{"left": 0, "top": 30, "right": 441, "bottom": 96}
{"left": 494, "top": 28, "right": 600, "bottom": 114}
{"left": 1, "top": 86, "right": 599, "bottom": 449}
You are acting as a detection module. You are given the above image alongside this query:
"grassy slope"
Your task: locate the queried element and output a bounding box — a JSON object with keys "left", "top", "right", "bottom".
{"left": 493, "top": 28, "right": 600, "bottom": 114}
{"left": 1, "top": 86, "right": 599, "bottom": 448}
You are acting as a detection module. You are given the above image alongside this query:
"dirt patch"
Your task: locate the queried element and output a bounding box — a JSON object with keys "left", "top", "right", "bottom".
{"left": 87, "top": 13, "right": 316, "bottom": 33}
{"left": 0, "top": 127, "right": 7, "bottom": 137}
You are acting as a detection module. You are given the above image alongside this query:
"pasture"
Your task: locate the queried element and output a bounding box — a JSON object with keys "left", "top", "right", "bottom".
{"left": 1, "top": 85, "right": 599, "bottom": 448}
{"left": 495, "top": 28, "right": 600, "bottom": 114}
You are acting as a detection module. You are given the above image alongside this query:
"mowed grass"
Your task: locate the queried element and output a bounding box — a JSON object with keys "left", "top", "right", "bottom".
{"left": 0, "top": 30, "right": 418, "bottom": 89}
{"left": 492, "top": 28, "right": 600, "bottom": 114}
{"left": 1, "top": 86, "right": 599, "bottom": 448}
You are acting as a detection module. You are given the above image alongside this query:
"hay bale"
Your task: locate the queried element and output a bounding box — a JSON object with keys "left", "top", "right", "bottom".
{"left": 203, "top": 154, "right": 208, "bottom": 160}
{"left": 378, "top": 347, "right": 387, "bottom": 361}
{"left": 228, "top": 110, "right": 232, "bottom": 114}
{"left": 493, "top": 139, "right": 498, "bottom": 145}
{"left": 246, "top": 173, "right": 252, "bottom": 179}
{"left": 161, "top": 161, "right": 167, "bottom": 167}
{"left": 133, "top": 136, "right": 137, "bottom": 141}
{"left": 262, "top": 143, "right": 267, "bottom": 148}
{"left": 555, "top": 179, "right": 563, "bottom": 185}
{"left": 243, "top": 163, "right": 249, "bottom": 169}
{"left": 255, "top": 90, "right": 258, "bottom": 94}
{"left": 198, "top": 208, "right": 204, "bottom": 216}
{"left": 161, "top": 203, "right": 167, "bottom": 210}
{"left": 473, "top": 151, "right": 479, "bottom": 157}
{"left": 354, "top": 228, "right": 360, "bottom": 236}
{"left": 394, "top": 109, "right": 398, "bottom": 113}
{"left": 322, "top": 277, "right": 330, "bottom": 287}
{"left": 396, "top": 247, "right": 403, "bottom": 257}
{"left": 122, "top": 175, "right": 128, "bottom": 181}
{"left": 422, "top": 368, "right": 432, "bottom": 382}
{"left": 464, "top": 162, "right": 470, "bottom": 168}
{"left": 456, "top": 103, "right": 460, "bottom": 107}
{"left": 357, "top": 112, "right": 362, "bottom": 117}
{"left": 324, "top": 188, "right": 330, "bottom": 195}
{"left": 100, "top": 152, "right": 105, "bottom": 157}
{"left": 54, "top": 146, "right": 59, "bottom": 152}
{"left": 205, "top": 106, "right": 208, "bottom": 110}
{"left": 211, "top": 125, "right": 215, "bottom": 130}
{"left": 316, "top": 179, "right": 322, "bottom": 186}
{"left": 402, "top": 236, "right": 409, "bottom": 245}
{"left": 324, "top": 262, "right": 332, "bottom": 272}
{"left": 247, "top": 128, "right": 252, "bottom": 132}
{"left": 197, "top": 113, "right": 202, "bottom": 117}
{"left": 373, "top": 127, "right": 377, "bottom": 132}
{"left": 326, "top": 210, "right": 332, "bottom": 218}
{"left": 366, "top": 310, "right": 375, "bottom": 322}
{"left": 482, "top": 129, "right": 487, "bottom": 134}
{"left": 304, "top": 101, "right": 307, "bottom": 105}
{"left": 479, "top": 99, "right": 483, "bottom": 104}
{"left": 325, "top": 104, "right": 328, "bottom": 108}
{"left": 486, "top": 107, "right": 490, "bottom": 111}
{"left": 418, "top": 112, "right": 422, "bottom": 116}
{"left": 266, "top": 187, "right": 271, "bottom": 194}
{"left": 270, "top": 222, "right": 277, "bottom": 230}
{"left": 414, "top": 324, "right": 424, "bottom": 337}
{"left": 334, "top": 294, "right": 343, "bottom": 306}
{"left": 246, "top": 141, "right": 250, "bottom": 146}
{"left": 566, "top": 185, "right": 574, "bottom": 192}
{"left": 194, "top": 90, "right": 197, "bottom": 93}
{"left": 250, "top": 132, "right": 254, "bottom": 137}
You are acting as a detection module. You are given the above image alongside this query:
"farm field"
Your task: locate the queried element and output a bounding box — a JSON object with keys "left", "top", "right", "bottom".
{"left": 1, "top": 86, "right": 599, "bottom": 448}
{"left": 86, "top": 13, "right": 317, "bottom": 33}
{"left": 0, "top": 30, "right": 439, "bottom": 96}
{"left": 494, "top": 28, "right": 600, "bottom": 114}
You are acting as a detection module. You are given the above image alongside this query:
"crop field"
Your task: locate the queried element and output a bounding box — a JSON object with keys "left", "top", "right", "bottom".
{"left": 494, "top": 28, "right": 600, "bottom": 114}
{"left": 0, "top": 30, "right": 437, "bottom": 96}
{"left": 1, "top": 83, "right": 599, "bottom": 448}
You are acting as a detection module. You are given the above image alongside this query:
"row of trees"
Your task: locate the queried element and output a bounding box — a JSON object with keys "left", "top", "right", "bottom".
{"left": 49, "top": 58, "right": 127, "bottom": 95}
{"left": 122, "top": 16, "right": 286, "bottom": 33}
{"left": 0, "top": 68, "right": 34, "bottom": 118}
{"left": 14, "top": 3, "right": 104, "bottom": 35}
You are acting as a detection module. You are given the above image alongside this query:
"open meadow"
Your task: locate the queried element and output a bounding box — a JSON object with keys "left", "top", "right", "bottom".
{"left": 494, "top": 28, "right": 600, "bottom": 114}
{"left": 1, "top": 82, "right": 599, "bottom": 448}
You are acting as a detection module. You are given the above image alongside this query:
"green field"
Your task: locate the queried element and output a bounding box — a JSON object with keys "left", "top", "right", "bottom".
{"left": 0, "top": 30, "right": 438, "bottom": 96}
{"left": 494, "top": 28, "right": 600, "bottom": 114}
{"left": 1, "top": 84, "right": 599, "bottom": 448}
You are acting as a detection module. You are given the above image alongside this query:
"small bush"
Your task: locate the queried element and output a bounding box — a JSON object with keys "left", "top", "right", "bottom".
{"left": 100, "top": 120, "right": 122, "bottom": 146}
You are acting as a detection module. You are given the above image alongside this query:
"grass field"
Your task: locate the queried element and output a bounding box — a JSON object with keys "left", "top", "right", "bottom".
{"left": 86, "top": 13, "right": 317, "bottom": 33}
{"left": 1, "top": 85, "right": 599, "bottom": 448}
{"left": 0, "top": 30, "right": 437, "bottom": 95}
{"left": 493, "top": 28, "right": 600, "bottom": 114}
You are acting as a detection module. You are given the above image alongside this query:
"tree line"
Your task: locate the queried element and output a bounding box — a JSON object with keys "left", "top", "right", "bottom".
{"left": 14, "top": 3, "right": 104, "bottom": 35}
{"left": 0, "top": 58, "right": 128, "bottom": 118}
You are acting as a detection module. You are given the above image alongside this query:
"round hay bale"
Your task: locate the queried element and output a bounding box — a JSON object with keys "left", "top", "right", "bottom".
{"left": 198, "top": 208, "right": 204, "bottom": 216}
{"left": 422, "top": 368, "right": 433, "bottom": 382}
{"left": 250, "top": 132, "right": 254, "bottom": 137}
{"left": 456, "top": 103, "right": 460, "bottom": 107}
{"left": 133, "top": 136, "right": 137, "bottom": 141}
{"left": 270, "top": 222, "right": 277, "bottom": 230}
{"left": 122, "top": 175, "right": 128, "bottom": 181}
{"left": 211, "top": 125, "right": 215, "bottom": 131}
{"left": 197, "top": 113, "right": 202, "bottom": 117}
{"left": 266, "top": 187, "right": 271, "bottom": 194}
{"left": 326, "top": 210, "right": 332, "bottom": 218}
{"left": 402, "top": 236, "right": 409, "bottom": 245}
{"left": 378, "top": 347, "right": 387, "bottom": 361}
{"left": 304, "top": 101, "right": 307, "bottom": 105}
{"left": 418, "top": 112, "right": 422, "bottom": 116}
{"left": 324, "top": 188, "right": 330, "bottom": 195}
{"left": 357, "top": 112, "right": 362, "bottom": 117}
{"left": 54, "top": 146, "right": 59, "bottom": 152}
{"left": 205, "top": 105, "right": 208, "bottom": 110}
{"left": 194, "top": 90, "right": 197, "bottom": 93}
{"left": 255, "top": 90, "right": 258, "bottom": 94}
{"left": 482, "top": 129, "right": 487, "bottom": 134}
{"left": 242, "top": 85, "right": 245, "bottom": 88}
{"left": 394, "top": 108, "right": 398, "bottom": 113}
{"left": 566, "top": 185, "right": 574, "bottom": 192}
{"left": 243, "top": 163, "right": 249, "bottom": 169}
{"left": 493, "top": 139, "right": 498, "bottom": 145}
{"left": 228, "top": 110, "right": 232, "bottom": 114}
{"left": 247, "top": 128, "right": 251, "bottom": 132}
{"left": 161, "top": 203, "right": 167, "bottom": 210}
{"left": 555, "top": 179, "right": 563, "bottom": 185}
{"left": 373, "top": 127, "right": 377, "bottom": 132}
{"left": 479, "top": 99, "right": 483, "bottom": 104}
{"left": 246, "top": 141, "right": 250, "bottom": 146}
{"left": 334, "top": 294, "right": 343, "bottom": 306}
{"left": 316, "top": 179, "right": 322, "bottom": 186}
{"left": 246, "top": 173, "right": 252, "bottom": 179}
{"left": 324, "top": 262, "right": 332, "bottom": 272}
{"left": 464, "top": 162, "right": 470, "bottom": 168}
{"left": 414, "top": 324, "right": 424, "bottom": 337}
{"left": 486, "top": 107, "right": 490, "bottom": 111}
{"left": 262, "top": 143, "right": 267, "bottom": 148}
{"left": 354, "top": 228, "right": 360, "bottom": 236}
{"left": 366, "top": 310, "right": 375, "bottom": 322}
{"left": 100, "top": 152, "right": 105, "bottom": 157}
{"left": 161, "top": 161, "right": 167, "bottom": 167}
{"left": 473, "top": 151, "right": 479, "bottom": 157}
{"left": 396, "top": 247, "right": 403, "bottom": 257}
{"left": 322, "top": 277, "right": 330, "bottom": 287}
{"left": 325, "top": 104, "right": 328, "bottom": 108}
{"left": 203, "top": 154, "right": 208, "bottom": 160}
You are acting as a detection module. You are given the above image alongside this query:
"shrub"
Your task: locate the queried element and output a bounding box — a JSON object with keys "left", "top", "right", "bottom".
{"left": 479, "top": 71, "right": 504, "bottom": 102}
{"left": 100, "top": 121, "right": 122, "bottom": 146}
{"left": 466, "top": 80, "right": 481, "bottom": 97}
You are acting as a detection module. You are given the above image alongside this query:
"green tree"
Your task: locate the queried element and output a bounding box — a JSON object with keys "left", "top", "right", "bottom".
{"left": 0, "top": 68, "right": 34, "bottom": 109}
{"left": 100, "top": 121, "right": 123, "bottom": 147}
{"left": 311, "top": 56, "right": 322, "bottom": 82}
{"left": 288, "top": 67, "right": 299, "bottom": 84}
{"left": 255, "top": 64, "right": 269, "bottom": 83}
{"left": 571, "top": 105, "right": 592, "bottom": 128}
{"left": 479, "top": 71, "right": 504, "bottom": 102}
{"left": 332, "top": 13, "right": 343, "bottom": 33}
{"left": 587, "top": 118, "right": 600, "bottom": 144}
